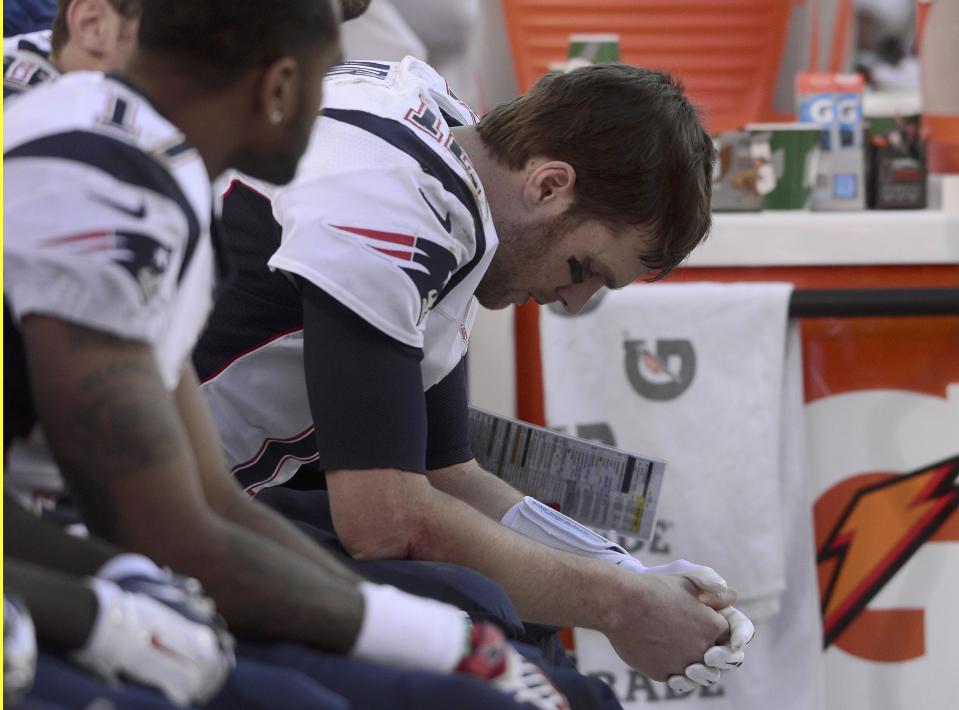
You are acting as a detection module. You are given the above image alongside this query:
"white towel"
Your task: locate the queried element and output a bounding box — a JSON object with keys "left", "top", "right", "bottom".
{"left": 540, "top": 282, "right": 793, "bottom": 619}
{"left": 570, "top": 323, "right": 825, "bottom": 709}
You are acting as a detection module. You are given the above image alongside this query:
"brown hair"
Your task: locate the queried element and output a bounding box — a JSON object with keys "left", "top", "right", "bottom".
{"left": 477, "top": 64, "right": 714, "bottom": 279}
{"left": 136, "top": 0, "right": 338, "bottom": 89}
{"left": 51, "top": 0, "right": 141, "bottom": 54}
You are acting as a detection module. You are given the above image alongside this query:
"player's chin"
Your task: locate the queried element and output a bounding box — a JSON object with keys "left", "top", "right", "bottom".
{"left": 476, "top": 291, "right": 520, "bottom": 311}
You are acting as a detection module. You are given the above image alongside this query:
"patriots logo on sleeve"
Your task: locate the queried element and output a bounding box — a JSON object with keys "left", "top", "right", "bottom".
{"left": 331, "top": 224, "right": 456, "bottom": 324}
{"left": 41, "top": 229, "right": 173, "bottom": 302}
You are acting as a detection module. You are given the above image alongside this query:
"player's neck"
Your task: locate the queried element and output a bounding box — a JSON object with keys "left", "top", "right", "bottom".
{"left": 123, "top": 55, "right": 238, "bottom": 180}
{"left": 48, "top": 42, "right": 90, "bottom": 73}
{"left": 451, "top": 125, "right": 522, "bottom": 217}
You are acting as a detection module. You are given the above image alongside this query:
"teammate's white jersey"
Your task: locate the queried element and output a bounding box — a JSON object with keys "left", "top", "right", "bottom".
{"left": 4, "top": 71, "right": 222, "bottom": 497}
{"left": 200, "top": 58, "right": 498, "bottom": 492}
{"left": 3, "top": 30, "right": 57, "bottom": 98}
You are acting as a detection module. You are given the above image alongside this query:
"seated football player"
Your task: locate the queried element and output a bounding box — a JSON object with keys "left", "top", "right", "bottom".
{"left": 197, "top": 56, "right": 755, "bottom": 693}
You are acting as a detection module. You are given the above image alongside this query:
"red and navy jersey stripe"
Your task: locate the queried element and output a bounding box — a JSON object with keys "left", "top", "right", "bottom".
{"left": 5, "top": 130, "right": 202, "bottom": 284}
{"left": 322, "top": 107, "right": 488, "bottom": 307}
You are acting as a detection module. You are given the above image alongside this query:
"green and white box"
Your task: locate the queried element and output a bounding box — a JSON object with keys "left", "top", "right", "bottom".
{"left": 568, "top": 33, "right": 620, "bottom": 65}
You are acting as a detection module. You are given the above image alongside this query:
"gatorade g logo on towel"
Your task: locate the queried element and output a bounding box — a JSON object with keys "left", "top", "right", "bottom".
{"left": 815, "top": 454, "right": 959, "bottom": 661}
{"left": 623, "top": 339, "right": 696, "bottom": 401}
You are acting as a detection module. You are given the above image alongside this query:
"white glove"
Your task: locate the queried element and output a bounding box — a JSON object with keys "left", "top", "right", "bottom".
{"left": 72, "top": 577, "right": 234, "bottom": 706}
{"left": 497, "top": 499, "right": 755, "bottom": 691}
{"left": 4, "top": 594, "right": 37, "bottom": 706}
{"left": 96, "top": 553, "right": 219, "bottom": 625}
{"left": 616, "top": 556, "right": 728, "bottom": 593}
{"left": 618, "top": 557, "right": 755, "bottom": 692}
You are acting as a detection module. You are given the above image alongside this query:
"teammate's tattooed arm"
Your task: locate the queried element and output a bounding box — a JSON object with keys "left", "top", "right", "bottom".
{"left": 174, "top": 364, "right": 360, "bottom": 583}
{"left": 20, "top": 315, "right": 363, "bottom": 651}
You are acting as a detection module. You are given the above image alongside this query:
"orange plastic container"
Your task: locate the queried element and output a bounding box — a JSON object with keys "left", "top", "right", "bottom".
{"left": 920, "top": 0, "right": 959, "bottom": 173}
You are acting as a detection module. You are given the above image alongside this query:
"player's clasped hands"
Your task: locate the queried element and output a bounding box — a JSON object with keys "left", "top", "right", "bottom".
{"left": 610, "top": 557, "right": 755, "bottom": 692}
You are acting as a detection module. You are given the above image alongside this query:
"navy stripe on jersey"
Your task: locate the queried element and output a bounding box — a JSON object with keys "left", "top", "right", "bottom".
{"left": 233, "top": 426, "right": 319, "bottom": 491}
{"left": 438, "top": 109, "right": 464, "bottom": 128}
{"left": 5, "top": 130, "right": 202, "bottom": 283}
{"left": 323, "top": 108, "right": 486, "bottom": 307}
{"left": 326, "top": 61, "right": 392, "bottom": 80}
{"left": 162, "top": 140, "right": 194, "bottom": 160}
{"left": 17, "top": 38, "right": 51, "bottom": 58}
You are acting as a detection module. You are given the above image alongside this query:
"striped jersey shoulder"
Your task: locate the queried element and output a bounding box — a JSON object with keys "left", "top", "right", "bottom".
{"left": 3, "top": 30, "right": 57, "bottom": 98}
{"left": 4, "top": 71, "right": 212, "bottom": 247}
{"left": 3, "top": 71, "right": 223, "bottom": 391}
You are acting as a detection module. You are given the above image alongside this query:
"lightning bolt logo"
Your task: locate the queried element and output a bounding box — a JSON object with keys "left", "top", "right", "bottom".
{"left": 818, "top": 455, "right": 959, "bottom": 647}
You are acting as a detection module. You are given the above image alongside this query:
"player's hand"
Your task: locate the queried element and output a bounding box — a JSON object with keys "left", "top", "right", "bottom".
{"left": 616, "top": 556, "right": 754, "bottom": 690}
{"left": 603, "top": 570, "right": 731, "bottom": 682}
{"left": 457, "top": 622, "right": 570, "bottom": 710}
{"left": 73, "top": 576, "right": 234, "bottom": 706}
{"left": 665, "top": 605, "right": 755, "bottom": 693}
{"left": 666, "top": 618, "right": 752, "bottom": 694}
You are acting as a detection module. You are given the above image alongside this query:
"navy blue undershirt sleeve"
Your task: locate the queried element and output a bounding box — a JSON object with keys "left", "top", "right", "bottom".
{"left": 424, "top": 357, "right": 473, "bottom": 470}
{"left": 300, "top": 279, "right": 428, "bottom": 474}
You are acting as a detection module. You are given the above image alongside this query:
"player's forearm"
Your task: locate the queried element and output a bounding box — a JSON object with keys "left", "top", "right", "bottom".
{"left": 214, "top": 490, "right": 362, "bottom": 584}
{"left": 21, "top": 320, "right": 364, "bottom": 653}
{"left": 140, "top": 512, "right": 364, "bottom": 652}
{"left": 426, "top": 459, "right": 523, "bottom": 520}
{"left": 409, "top": 487, "right": 624, "bottom": 630}
{"left": 4, "top": 493, "right": 119, "bottom": 576}
{"left": 4, "top": 559, "right": 99, "bottom": 649}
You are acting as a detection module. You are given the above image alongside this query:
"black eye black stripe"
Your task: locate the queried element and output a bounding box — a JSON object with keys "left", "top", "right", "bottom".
{"left": 567, "top": 256, "right": 584, "bottom": 284}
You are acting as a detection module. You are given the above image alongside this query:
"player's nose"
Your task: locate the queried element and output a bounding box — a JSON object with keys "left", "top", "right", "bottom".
{"left": 557, "top": 280, "right": 603, "bottom": 314}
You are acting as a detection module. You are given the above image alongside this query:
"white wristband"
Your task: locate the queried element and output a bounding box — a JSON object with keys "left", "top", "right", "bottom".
{"left": 351, "top": 583, "right": 469, "bottom": 673}
{"left": 500, "top": 496, "right": 630, "bottom": 560}
{"left": 501, "top": 497, "right": 732, "bottom": 593}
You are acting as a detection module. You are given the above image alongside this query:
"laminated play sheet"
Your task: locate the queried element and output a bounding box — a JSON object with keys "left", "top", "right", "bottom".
{"left": 468, "top": 407, "right": 665, "bottom": 540}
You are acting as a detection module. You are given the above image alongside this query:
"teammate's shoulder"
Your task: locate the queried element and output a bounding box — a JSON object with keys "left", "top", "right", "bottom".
{"left": 4, "top": 72, "right": 187, "bottom": 156}
{"left": 3, "top": 30, "right": 57, "bottom": 98}
{"left": 4, "top": 30, "right": 53, "bottom": 62}
{"left": 325, "top": 56, "right": 478, "bottom": 127}
{"left": 399, "top": 57, "right": 479, "bottom": 127}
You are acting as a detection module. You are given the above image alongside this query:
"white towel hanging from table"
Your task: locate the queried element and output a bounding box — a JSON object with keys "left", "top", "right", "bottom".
{"left": 540, "top": 283, "right": 825, "bottom": 710}
{"left": 540, "top": 282, "right": 794, "bottom": 619}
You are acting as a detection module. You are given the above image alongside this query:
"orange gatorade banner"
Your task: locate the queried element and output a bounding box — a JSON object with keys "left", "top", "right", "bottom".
{"left": 518, "top": 263, "right": 959, "bottom": 708}
{"left": 645, "top": 267, "right": 959, "bottom": 707}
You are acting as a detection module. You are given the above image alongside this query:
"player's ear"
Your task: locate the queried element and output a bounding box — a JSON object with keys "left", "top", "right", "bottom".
{"left": 258, "top": 57, "right": 300, "bottom": 131}
{"left": 521, "top": 159, "right": 576, "bottom": 214}
{"left": 67, "top": 0, "right": 112, "bottom": 55}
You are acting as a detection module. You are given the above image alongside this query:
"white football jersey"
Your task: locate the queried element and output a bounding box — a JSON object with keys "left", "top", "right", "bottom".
{"left": 4, "top": 71, "right": 221, "bottom": 497}
{"left": 3, "top": 30, "right": 57, "bottom": 98}
{"left": 200, "top": 58, "right": 497, "bottom": 492}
